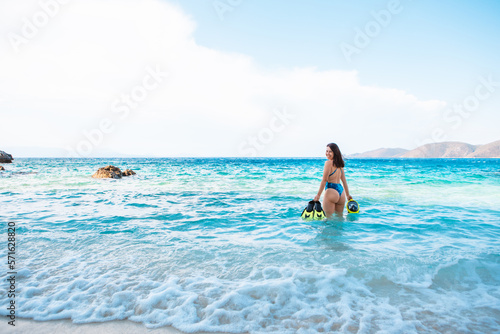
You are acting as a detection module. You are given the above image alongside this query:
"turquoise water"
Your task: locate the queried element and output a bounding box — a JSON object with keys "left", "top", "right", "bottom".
{"left": 1, "top": 158, "right": 499, "bottom": 333}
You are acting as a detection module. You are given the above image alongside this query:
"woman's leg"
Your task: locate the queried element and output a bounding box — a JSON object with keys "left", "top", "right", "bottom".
{"left": 334, "top": 192, "right": 346, "bottom": 216}
{"left": 323, "top": 189, "right": 339, "bottom": 218}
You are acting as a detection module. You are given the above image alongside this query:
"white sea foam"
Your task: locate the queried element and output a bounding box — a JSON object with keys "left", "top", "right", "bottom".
{"left": 0, "top": 257, "right": 497, "bottom": 333}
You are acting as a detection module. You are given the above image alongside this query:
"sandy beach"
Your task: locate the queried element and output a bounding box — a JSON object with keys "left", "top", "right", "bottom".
{"left": 4, "top": 319, "right": 229, "bottom": 334}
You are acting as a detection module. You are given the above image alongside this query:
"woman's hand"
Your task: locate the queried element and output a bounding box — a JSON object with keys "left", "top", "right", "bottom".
{"left": 347, "top": 194, "right": 352, "bottom": 201}
{"left": 313, "top": 194, "right": 320, "bottom": 202}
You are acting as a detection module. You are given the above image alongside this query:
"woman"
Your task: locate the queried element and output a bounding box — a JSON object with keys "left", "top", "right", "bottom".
{"left": 313, "top": 143, "right": 352, "bottom": 217}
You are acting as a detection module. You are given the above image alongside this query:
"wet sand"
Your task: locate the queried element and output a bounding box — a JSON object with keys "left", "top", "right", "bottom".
{"left": 3, "top": 319, "right": 229, "bottom": 334}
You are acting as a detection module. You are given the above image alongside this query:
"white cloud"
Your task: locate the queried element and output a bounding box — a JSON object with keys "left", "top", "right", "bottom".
{"left": 0, "top": 0, "right": 449, "bottom": 157}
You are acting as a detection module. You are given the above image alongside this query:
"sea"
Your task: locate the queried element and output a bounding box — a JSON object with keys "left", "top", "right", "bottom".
{"left": 1, "top": 158, "right": 499, "bottom": 333}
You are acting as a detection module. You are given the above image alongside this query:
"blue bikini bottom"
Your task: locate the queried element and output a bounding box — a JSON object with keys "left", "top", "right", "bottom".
{"left": 325, "top": 182, "right": 343, "bottom": 196}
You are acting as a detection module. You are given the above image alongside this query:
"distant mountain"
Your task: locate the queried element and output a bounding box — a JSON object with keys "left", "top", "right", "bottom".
{"left": 466, "top": 140, "right": 500, "bottom": 158}
{"left": 349, "top": 148, "right": 408, "bottom": 158}
{"left": 401, "top": 142, "right": 477, "bottom": 158}
{"left": 350, "top": 140, "right": 500, "bottom": 158}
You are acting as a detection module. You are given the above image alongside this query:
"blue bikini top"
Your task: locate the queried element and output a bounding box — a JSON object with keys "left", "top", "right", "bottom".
{"left": 328, "top": 167, "right": 341, "bottom": 183}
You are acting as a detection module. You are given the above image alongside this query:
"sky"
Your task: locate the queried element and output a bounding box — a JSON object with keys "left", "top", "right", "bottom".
{"left": 1, "top": 0, "right": 499, "bottom": 157}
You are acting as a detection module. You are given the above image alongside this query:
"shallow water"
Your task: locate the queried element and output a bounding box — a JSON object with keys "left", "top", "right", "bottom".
{"left": 1, "top": 158, "right": 499, "bottom": 333}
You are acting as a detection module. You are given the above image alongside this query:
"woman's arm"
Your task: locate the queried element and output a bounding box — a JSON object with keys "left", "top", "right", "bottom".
{"left": 313, "top": 161, "right": 329, "bottom": 201}
{"left": 340, "top": 168, "right": 352, "bottom": 200}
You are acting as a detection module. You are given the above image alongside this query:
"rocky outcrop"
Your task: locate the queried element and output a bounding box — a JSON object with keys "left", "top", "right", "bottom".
{"left": 92, "top": 165, "right": 122, "bottom": 179}
{"left": 0, "top": 151, "right": 13, "bottom": 163}
{"left": 122, "top": 169, "right": 136, "bottom": 176}
{"left": 92, "top": 165, "right": 136, "bottom": 179}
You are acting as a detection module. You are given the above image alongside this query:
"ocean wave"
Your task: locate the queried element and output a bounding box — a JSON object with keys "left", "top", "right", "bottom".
{"left": 1, "top": 158, "right": 499, "bottom": 333}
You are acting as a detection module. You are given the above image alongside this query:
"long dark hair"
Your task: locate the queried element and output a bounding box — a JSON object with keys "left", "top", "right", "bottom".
{"left": 327, "top": 143, "right": 345, "bottom": 168}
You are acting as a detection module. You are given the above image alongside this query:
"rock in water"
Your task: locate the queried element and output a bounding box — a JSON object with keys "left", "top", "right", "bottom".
{"left": 0, "top": 151, "right": 14, "bottom": 163}
{"left": 122, "top": 169, "right": 136, "bottom": 176}
{"left": 92, "top": 166, "right": 137, "bottom": 178}
{"left": 92, "top": 165, "right": 123, "bottom": 179}
{"left": 0, "top": 166, "right": 4, "bottom": 171}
